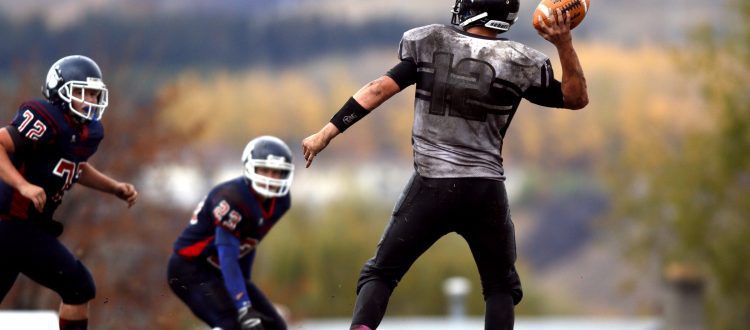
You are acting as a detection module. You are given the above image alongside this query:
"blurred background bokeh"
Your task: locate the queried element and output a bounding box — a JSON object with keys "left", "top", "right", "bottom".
{"left": 0, "top": 0, "right": 748, "bottom": 329}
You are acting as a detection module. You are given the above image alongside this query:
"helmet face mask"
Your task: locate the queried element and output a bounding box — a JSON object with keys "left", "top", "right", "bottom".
{"left": 241, "top": 136, "right": 294, "bottom": 198}
{"left": 43, "top": 55, "right": 109, "bottom": 121}
{"left": 451, "top": 0, "right": 520, "bottom": 32}
{"left": 57, "top": 79, "right": 109, "bottom": 121}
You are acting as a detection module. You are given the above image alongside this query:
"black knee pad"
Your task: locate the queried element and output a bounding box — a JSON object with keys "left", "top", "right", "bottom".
{"left": 59, "top": 261, "right": 96, "bottom": 305}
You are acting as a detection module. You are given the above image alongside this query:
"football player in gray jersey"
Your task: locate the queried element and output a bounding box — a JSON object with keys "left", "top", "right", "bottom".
{"left": 302, "top": 0, "right": 587, "bottom": 328}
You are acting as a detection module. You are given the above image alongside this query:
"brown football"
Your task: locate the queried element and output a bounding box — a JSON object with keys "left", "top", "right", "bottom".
{"left": 532, "top": 0, "right": 591, "bottom": 31}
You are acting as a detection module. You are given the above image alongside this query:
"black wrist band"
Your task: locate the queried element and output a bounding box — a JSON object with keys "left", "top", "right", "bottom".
{"left": 329, "top": 97, "right": 370, "bottom": 133}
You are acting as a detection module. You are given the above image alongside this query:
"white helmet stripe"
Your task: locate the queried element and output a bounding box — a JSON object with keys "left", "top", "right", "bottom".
{"left": 459, "top": 12, "right": 489, "bottom": 27}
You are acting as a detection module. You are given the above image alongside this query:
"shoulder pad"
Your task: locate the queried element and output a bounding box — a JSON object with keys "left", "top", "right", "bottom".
{"left": 402, "top": 24, "right": 444, "bottom": 42}
{"left": 11, "top": 100, "right": 62, "bottom": 142}
{"left": 399, "top": 24, "right": 447, "bottom": 62}
{"left": 504, "top": 41, "right": 550, "bottom": 68}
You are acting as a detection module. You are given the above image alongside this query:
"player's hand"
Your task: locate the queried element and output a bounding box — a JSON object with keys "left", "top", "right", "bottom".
{"left": 302, "top": 123, "right": 339, "bottom": 168}
{"left": 18, "top": 182, "right": 46, "bottom": 212}
{"left": 537, "top": 9, "right": 572, "bottom": 46}
{"left": 113, "top": 182, "right": 138, "bottom": 208}
{"left": 302, "top": 133, "right": 327, "bottom": 168}
{"left": 238, "top": 306, "right": 266, "bottom": 330}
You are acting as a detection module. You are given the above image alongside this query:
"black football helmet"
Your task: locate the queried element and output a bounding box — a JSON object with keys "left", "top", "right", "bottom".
{"left": 43, "top": 55, "right": 109, "bottom": 121}
{"left": 451, "top": 0, "right": 520, "bottom": 32}
{"left": 241, "top": 136, "right": 294, "bottom": 198}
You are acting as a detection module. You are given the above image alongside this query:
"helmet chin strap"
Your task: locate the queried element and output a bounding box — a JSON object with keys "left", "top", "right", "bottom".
{"left": 79, "top": 106, "right": 95, "bottom": 123}
{"left": 67, "top": 104, "right": 94, "bottom": 123}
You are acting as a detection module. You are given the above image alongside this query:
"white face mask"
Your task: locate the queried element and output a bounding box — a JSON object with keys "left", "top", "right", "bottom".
{"left": 57, "top": 78, "right": 109, "bottom": 121}
{"left": 244, "top": 158, "right": 295, "bottom": 198}
{"left": 241, "top": 136, "right": 295, "bottom": 198}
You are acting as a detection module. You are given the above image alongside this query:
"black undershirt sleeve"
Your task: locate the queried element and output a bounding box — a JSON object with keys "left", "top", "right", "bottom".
{"left": 523, "top": 79, "right": 565, "bottom": 108}
{"left": 385, "top": 59, "right": 418, "bottom": 90}
{"left": 5, "top": 125, "right": 30, "bottom": 154}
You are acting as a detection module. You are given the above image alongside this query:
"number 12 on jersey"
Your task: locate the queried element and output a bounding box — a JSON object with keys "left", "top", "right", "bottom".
{"left": 426, "top": 52, "right": 519, "bottom": 122}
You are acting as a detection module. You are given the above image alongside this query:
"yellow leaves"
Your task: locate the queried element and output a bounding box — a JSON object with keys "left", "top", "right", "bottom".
{"left": 156, "top": 62, "right": 417, "bottom": 160}
{"left": 156, "top": 43, "right": 708, "bottom": 169}
{"left": 157, "top": 69, "right": 332, "bottom": 148}
{"left": 508, "top": 43, "right": 707, "bottom": 172}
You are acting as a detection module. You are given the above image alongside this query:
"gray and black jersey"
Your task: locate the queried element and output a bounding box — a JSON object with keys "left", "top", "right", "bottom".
{"left": 397, "top": 24, "right": 562, "bottom": 180}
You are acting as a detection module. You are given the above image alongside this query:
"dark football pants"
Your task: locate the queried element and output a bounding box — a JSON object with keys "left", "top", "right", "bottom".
{"left": 351, "top": 173, "right": 522, "bottom": 330}
{"left": 167, "top": 254, "right": 286, "bottom": 330}
{"left": 0, "top": 219, "right": 96, "bottom": 305}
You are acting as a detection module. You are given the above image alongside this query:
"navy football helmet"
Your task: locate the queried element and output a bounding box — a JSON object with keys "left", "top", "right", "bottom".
{"left": 451, "top": 0, "right": 520, "bottom": 32}
{"left": 43, "top": 55, "right": 109, "bottom": 121}
{"left": 242, "top": 136, "right": 294, "bottom": 198}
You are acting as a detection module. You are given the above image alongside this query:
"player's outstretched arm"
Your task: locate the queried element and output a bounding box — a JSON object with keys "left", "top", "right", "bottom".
{"left": 0, "top": 127, "right": 46, "bottom": 211}
{"left": 78, "top": 163, "right": 138, "bottom": 207}
{"left": 302, "top": 75, "right": 401, "bottom": 168}
{"left": 537, "top": 10, "right": 588, "bottom": 110}
{"left": 353, "top": 76, "right": 402, "bottom": 110}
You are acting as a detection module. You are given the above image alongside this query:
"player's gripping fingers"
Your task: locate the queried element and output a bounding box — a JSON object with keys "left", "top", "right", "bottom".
{"left": 555, "top": 9, "right": 571, "bottom": 30}
{"left": 538, "top": 10, "right": 571, "bottom": 44}
{"left": 537, "top": 15, "right": 551, "bottom": 40}
{"left": 562, "top": 9, "right": 572, "bottom": 27}
{"left": 19, "top": 183, "right": 46, "bottom": 211}
{"left": 548, "top": 9, "right": 571, "bottom": 33}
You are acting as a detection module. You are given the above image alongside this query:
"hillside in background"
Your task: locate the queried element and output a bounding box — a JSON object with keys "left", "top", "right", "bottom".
{"left": 0, "top": 0, "right": 728, "bottom": 39}
{"left": 0, "top": 0, "right": 730, "bottom": 78}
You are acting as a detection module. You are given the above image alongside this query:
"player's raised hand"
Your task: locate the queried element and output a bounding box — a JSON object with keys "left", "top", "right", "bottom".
{"left": 537, "top": 9, "right": 572, "bottom": 45}
{"left": 18, "top": 183, "right": 46, "bottom": 212}
{"left": 113, "top": 182, "right": 138, "bottom": 208}
{"left": 302, "top": 123, "right": 340, "bottom": 168}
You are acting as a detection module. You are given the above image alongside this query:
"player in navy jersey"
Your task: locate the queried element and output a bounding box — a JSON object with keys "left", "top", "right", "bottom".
{"left": 0, "top": 55, "right": 138, "bottom": 330}
{"left": 168, "top": 135, "right": 294, "bottom": 330}
{"left": 302, "top": 0, "right": 588, "bottom": 329}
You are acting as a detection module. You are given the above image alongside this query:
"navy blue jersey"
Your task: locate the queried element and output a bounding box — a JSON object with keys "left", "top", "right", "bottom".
{"left": 173, "top": 176, "right": 291, "bottom": 267}
{"left": 0, "top": 100, "right": 103, "bottom": 221}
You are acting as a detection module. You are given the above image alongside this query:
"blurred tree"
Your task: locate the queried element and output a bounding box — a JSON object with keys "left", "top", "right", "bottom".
{"left": 605, "top": 0, "right": 750, "bottom": 328}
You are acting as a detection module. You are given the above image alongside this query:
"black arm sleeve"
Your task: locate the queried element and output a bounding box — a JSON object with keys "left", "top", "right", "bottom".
{"left": 5, "top": 125, "right": 30, "bottom": 154}
{"left": 385, "top": 59, "right": 418, "bottom": 90}
{"left": 523, "top": 79, "right": 565, "bottom": 108}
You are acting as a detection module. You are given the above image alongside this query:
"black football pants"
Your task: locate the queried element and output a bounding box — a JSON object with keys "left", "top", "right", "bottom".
{"left": 351, "top": 173, "right": 522, "bottom": 330}
{"left": 0, "top": 219, "right": 96, "bottom": 305}
{"left": 167, "top": 254, "right": 286, "bottom": 330}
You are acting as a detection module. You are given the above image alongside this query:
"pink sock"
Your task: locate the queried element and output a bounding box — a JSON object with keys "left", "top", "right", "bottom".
{"left": 351, "top": 325, "right": 373, "bottom": 330}
{"left": 59, "top": 318, "right": 88, "bottom": 330}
